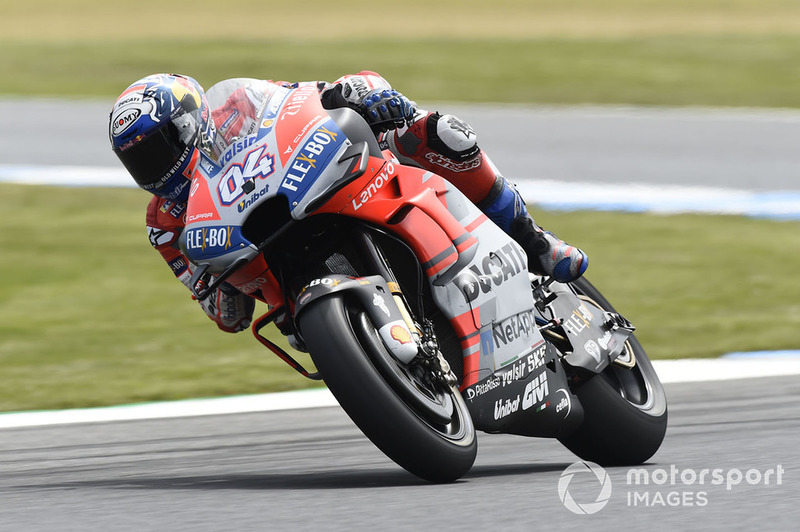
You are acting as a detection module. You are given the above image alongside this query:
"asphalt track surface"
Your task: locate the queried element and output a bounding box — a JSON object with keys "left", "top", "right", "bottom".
{"left": 2, "top": 98, "right": 800, "bottom": 191}
{"left": 2, "top": 101, "right": 799, "bottom": 530}
{"left": 0, "top": 377, "right": 797, "bottom": 531}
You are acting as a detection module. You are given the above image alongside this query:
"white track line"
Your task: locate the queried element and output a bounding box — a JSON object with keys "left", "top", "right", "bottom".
{"left": 3, "top": 165, "right": 800, "bottom": 220}
{"left": 1, "top": 357, "right": 798, "bottom": 429}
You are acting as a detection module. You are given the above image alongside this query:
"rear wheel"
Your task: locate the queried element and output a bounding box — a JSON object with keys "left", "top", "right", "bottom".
{"left": 557, "top": 278, "right": 668, "bottom": 465}
{"left": 298, "top": 295, "right": 477, "bottom": 482}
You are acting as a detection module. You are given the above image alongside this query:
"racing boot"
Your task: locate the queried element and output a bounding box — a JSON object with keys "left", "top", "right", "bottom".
{"left": 481, "top": 177, "right": 588, "bottom": 283}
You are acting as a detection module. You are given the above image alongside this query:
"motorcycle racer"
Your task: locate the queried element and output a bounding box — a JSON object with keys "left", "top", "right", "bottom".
{"left": 109, "top": 72, "right": 587, "bottom": 334}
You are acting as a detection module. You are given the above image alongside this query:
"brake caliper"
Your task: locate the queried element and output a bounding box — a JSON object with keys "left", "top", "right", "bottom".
{"left": 415, "top": 319, "right": 458, "bottom": 387}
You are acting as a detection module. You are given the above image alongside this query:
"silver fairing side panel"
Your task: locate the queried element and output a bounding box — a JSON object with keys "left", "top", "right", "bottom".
{"left": 427, "top": 182, "right": 545, "bottom": 382}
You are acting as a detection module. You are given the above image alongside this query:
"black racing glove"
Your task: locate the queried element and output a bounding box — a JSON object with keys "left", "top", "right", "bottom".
{"left": 357, "top": 89, "right": 416, "bottom": 132}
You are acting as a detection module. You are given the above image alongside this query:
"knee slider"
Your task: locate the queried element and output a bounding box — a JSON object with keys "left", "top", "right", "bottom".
{"left": 427, "top": 113, "right": 480, "bottom": 162}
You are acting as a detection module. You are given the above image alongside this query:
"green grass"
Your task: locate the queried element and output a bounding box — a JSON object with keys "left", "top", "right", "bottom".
{"left": 7, "top": 1, "right": 800, "bottom": 43}
{"left": 2, "top": 1, "right": 799, "bottom": 411}
{"left": 3, "top": 1, "right": 800, "bottom": 107}
{"left": 2, "top": 184, "right": 799, "bottom": 412}
{"left": 0, "top": 184, "right": 317, "bottom": 412}
{"left": 3, "top": 36, "right": 800, "bottom": 108}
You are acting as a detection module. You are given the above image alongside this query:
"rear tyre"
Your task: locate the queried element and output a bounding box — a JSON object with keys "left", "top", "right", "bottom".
{"left": 298, "top": 295, "right": 477, "bottom": 482}
{"left": 557, "top": 278, "right": 668, "bottom": 466}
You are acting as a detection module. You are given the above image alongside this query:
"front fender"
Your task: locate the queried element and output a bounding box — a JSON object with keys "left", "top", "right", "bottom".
{"left": 294, "top": 274, "right": 419, "bottom": 363}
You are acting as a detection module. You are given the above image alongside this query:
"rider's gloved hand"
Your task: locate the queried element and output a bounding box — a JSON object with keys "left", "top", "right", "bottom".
{"left": 358, "top": 89, "right": 416, "bottom": 132}
{"left": 197, "top": 282, "right": 255, "bottom": 333}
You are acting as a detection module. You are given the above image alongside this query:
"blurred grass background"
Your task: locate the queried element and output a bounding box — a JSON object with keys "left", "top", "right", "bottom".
{"left": 2, "top": 186, "right": 798, "bottom": 412}
{"left": 2, "top": 0, "right": 800, "bottom": 107}
{"left": 1, "top": 0, "right": 800, "bottom": 411}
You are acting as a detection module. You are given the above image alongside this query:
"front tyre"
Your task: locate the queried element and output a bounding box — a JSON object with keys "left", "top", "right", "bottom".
{"left": 298, "top": 295, "right": 477, "bottom": 482}
{"left": 558, "top": 278, "right": 668, "bottom": 466}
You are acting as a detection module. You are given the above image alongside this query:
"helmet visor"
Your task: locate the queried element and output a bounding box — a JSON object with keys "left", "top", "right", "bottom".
{"left": 114, "top": 120, "right": 193, "bottom": 191}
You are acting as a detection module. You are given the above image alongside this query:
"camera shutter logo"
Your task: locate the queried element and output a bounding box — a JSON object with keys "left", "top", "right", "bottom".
{"left": 558, "top": 461, "right": 613, "bottom": 514}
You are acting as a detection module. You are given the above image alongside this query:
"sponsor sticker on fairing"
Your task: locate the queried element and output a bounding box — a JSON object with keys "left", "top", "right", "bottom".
{"left": 217, "top": 145, "right": 276, "bottom": 206}
{"left": 279, "top": 120, "right": 345, "bottom": 199}
{"left": 183, "top": 225, "right": 249, "bottom": 259}
{"left": 377, "top": 321, "right": 418, "bottom": 363}
{"left": 237, "top": 185, "right": 270, "bottom": 213}
{"left": 494, "top": 395, "right": 521, "bottom": 420}
{"left": 390, "top": 324, "right": 412, "bottom": 344}
{"left": 493, "top": 310, "right": 536, "bottom": 348}
{"left": 466, "top": 344, "right": 547, "bottom": 401}
{"left": 563, "top": 303, "right": 595, "bottom": 335}
{"left": 372, "top": 293, "right": 391, "bottom": 317}
{"left": 350, "top": 162, "right": 395, "bottom": 211}
{"left": 460, "top": 243, "right": 528, "bottom": 303}
{"left": 521, "top": 371, "right": 549, "bottom": 411}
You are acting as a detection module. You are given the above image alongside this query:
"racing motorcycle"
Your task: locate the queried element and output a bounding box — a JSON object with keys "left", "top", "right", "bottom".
{"left": 181, "top": 84, "right": 668, "bottom": 482}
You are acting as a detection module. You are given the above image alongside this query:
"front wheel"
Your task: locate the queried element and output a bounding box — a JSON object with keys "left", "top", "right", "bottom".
{"left": 298, "top": 295, "right": 477, "bottom": 482}
{"left": 557, "top": 278, "right": 668, "bottom": 466}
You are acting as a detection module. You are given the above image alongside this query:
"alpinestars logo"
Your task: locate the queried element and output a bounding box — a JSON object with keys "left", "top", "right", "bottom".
{"left": 147, "top": 226, "right": 174, "bottom": 248}
{"left": 425, "top": 152, "right": 481, "bottom": 173}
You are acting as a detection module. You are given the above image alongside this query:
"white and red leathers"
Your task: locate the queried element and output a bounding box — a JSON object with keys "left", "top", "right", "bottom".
{"left": 145, "top": 71, "right": 513, "bottom": 333}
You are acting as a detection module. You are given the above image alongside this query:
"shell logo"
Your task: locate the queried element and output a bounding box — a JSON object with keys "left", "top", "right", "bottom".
{"left": 390, "top": 325, "right": 412, "bottom": 344}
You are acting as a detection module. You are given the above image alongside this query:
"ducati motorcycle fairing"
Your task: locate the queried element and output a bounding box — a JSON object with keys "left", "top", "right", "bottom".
{"left": 175, "top": 83, "right": 666, "bottom": 481}
{"left": 182, "top": 85, "right": 581, "bottom": 435}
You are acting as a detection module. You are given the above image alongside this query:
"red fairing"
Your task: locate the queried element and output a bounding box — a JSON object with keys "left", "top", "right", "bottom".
{"left": 275, "top": 85, "right": 329, "bottom": 168}
{"left": 316, "top": 159, "right": 460, "bottom": 275}
{"left": 184, "top": 166, "right": 221, "bottom": 226}
{"left": 313, "top": 158, "right": 485, "bottom": 385}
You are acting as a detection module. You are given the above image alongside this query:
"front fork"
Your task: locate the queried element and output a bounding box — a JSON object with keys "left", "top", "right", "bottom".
{"left": 353, "top": 230, "right": 418, "bottom": 335}
{"left": 354, "top": 229, "right": 457, "bottom": 387}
